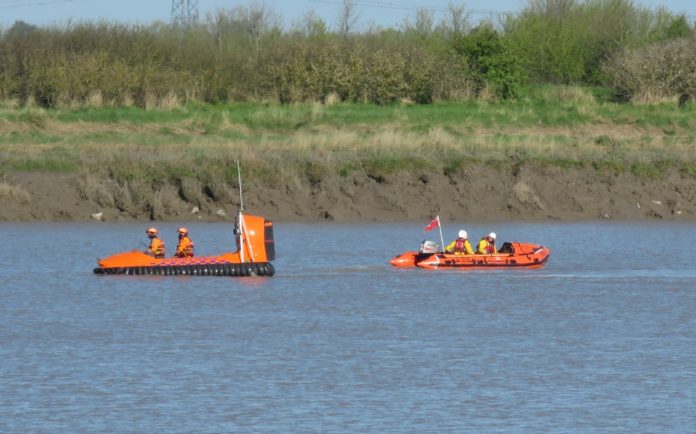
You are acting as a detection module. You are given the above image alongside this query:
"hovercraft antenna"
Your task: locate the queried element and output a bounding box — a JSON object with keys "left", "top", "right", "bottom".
{"left": 237, "top": 160, "right": 244, "bottom": 213}
{"left": 236, "top": 160, "right": 245, "bottom": 262}
{"left": 235, "top": 160, "right": 255, "bottom": 263}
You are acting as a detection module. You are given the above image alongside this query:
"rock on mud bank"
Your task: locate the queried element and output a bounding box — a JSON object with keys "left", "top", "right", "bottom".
{"left": 1, "top": 164, "right": 694, "bottom": 222}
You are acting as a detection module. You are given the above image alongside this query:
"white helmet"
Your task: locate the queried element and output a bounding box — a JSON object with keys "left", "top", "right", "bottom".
{"left": 458, "top": 230, "right": 468, "bottom": 239}
{"left": 489, "top": 232, "right": 496, "bottom": 240}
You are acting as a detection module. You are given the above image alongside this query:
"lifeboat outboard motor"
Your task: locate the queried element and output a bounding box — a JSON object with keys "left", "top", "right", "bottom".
{"left": 419, "top": 240, "right": 440, "bottom": 254}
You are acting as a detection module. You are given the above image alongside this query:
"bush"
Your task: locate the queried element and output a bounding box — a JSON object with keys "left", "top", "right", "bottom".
{"left": 604, "top": 35, "right": 696, "bottom": 103}
{"left": 0, "top": 2, "right": 692, "bottom": 107}
{"left": 456, "top": 24, "right": 526, "bottom": 99}
{"left": 505, "top": 0, "right": 694, "bottom": 85}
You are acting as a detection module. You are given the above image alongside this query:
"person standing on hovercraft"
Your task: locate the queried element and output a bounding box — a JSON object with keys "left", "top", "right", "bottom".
{"left": 145, "top": 227, "right": 165, "bottom": 259}
{"left": 444, "top": 230, "right": 474, "bottom": 255}
{"left": 477, "top": 232, "right": 498, "bottom": 254}
{"left": 175, "top": 227, "right": 195, "bottom": 258}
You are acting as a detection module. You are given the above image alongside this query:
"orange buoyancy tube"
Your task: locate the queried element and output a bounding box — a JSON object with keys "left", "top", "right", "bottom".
{"left": 175, "top": 236, "right": 195, "bottom": 258}
{"left": 149, "top": 238, "right": 165, "bottom": 258}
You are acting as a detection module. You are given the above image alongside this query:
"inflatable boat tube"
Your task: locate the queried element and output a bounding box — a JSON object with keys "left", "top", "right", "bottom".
{"left": 390, "top": 242, "right": 550, "bottom": 270}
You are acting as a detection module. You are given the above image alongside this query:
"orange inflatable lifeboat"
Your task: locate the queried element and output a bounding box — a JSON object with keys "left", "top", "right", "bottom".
{"left": 390, "top": 241, "right": 550, "bottom": 270}
{"left": 94, "top": 161, "right": 275, "bottom": 277}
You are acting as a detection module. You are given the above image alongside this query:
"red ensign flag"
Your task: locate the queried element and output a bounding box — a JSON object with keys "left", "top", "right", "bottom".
{"left": 424, "top": 216, "right": 439, "bottom": 232}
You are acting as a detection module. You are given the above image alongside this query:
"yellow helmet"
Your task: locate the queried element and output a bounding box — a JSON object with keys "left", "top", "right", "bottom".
{"left": 146, "top": 227, "right": 158, "bottom": 235}
{"left": 178, "top": 227, "right": 189, "bottom": 235}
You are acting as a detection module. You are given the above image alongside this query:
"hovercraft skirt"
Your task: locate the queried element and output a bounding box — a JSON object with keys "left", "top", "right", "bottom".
{"left": 93, "top": 262, "right": 275, "bottom": 277}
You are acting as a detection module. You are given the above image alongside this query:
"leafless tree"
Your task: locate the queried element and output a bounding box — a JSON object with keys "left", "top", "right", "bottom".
{"left": 402, "top": 8, "right": 435, "bottom": 36}
{"left": 337, "top": 0, "right": 360, "bottom": 38}
{"left": 444, "top": 2, "right": 470, "bottom": 37}
{"left": 294, "top": 10, "right": 328, "bottom": 37}
{"left": 245, "top": 2, "right": 280, "bottom": 51}
{"left": 207, "top": 2, "right": 279, "bottom": 51}
{"left": 415, "top": 8, "right": 434, "bottom": 34}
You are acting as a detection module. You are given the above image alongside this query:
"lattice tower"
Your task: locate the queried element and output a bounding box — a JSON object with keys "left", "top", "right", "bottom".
{"left": 171, "top": 0, "right": 199, "bottom": 27}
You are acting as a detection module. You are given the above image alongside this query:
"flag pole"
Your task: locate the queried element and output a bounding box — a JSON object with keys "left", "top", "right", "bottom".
{"left": 437, "top": 215, "right": 445, "bottom": 253}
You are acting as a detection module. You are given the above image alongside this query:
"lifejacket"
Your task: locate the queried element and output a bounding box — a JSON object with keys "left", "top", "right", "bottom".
{"left": 149, "top": 238, "right": 165, "bottom": 259}
{"left": 477, "top": 238, "right": 496, "bottom": 254}
{"left": 454, "top": 238, "right": 470, "bottom": 254}
{"left": 175, "top": 236, "right": 195, "bottom": 258}
{"left": 445, "top": 238, "right": 472, "bottom": 255}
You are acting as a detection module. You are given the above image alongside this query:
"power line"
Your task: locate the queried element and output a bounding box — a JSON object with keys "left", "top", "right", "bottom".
{"left": 0, "top": 0, "right": 79, "bottom": 8}
{"left": 311, "top": 0, "right": 442, "bottom": 12}
{"left": 309, "top": 0, "right": 695, "bottom": 18}
{"left": 308, "top": 0, "right": 510, "bottom": 16}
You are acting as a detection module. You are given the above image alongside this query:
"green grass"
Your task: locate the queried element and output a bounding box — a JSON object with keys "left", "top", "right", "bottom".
{"left": 4, "top": 158, "right": 79, "bottom": 173}
{"left": 9, "top": 98, "right": 693, "bottom": 133}
{"left": 55, "top": 106, "right": 193, "bottom": 124}
{"left": 1, "top": 90, "right": 695, "bottom": 182}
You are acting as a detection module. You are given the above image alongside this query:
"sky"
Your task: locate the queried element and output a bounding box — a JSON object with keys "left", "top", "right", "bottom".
{"left": 0, "top": 0, "right": 694, "bottom": 29}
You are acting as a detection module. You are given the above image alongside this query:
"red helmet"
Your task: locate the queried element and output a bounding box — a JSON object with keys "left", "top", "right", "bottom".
{"left": 146, "top": 227, "right": 158, "bottom": 235}
{"left": 178, "top": 227, "right": 189, "bottom": 235}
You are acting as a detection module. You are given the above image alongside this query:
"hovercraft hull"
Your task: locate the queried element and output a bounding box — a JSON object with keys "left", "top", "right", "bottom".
{"left": 93, "top": 257, "right": 274, "bottom": 277}
{"left": 94, "top": 213, "right": 275, "bottom": 277}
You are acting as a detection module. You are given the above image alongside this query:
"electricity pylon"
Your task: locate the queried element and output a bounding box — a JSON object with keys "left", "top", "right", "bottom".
{"left": 171, "top": 0, "right": 199, "bottom": 27}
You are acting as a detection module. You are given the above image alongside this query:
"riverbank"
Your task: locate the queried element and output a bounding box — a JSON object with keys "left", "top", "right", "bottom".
{"left": 1, "top": 94, "right": 695, "bottom": 222}
{"left": 2, "top": 163, "right": 694, "bottom": 222}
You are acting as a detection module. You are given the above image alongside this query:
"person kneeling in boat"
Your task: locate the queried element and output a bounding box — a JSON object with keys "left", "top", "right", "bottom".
{"left": 444, "top": 230, "right": 474, "bottom": 255}
{"left": 477, "top": 232, "right": 498, "bottom": 254}
{"left": 145, "top": 227, "right": 165, "bottom": 259}
{"left": 175, "top": 227, "right": 195, "bottom": 258}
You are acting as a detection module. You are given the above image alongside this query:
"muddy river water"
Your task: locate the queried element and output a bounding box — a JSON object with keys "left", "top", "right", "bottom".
{"left": 1, "top": 221, "right": 695, "bottom": 432}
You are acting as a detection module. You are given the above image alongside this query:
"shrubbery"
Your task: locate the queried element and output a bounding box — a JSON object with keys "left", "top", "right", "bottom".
{"left": 456, "top": 24, "right": 526, "bottom": 99}
{"left": 505, "top": 0, "right": 692, "bottom": 85}
{"left": 0, "top": 0, "right": 692, "bottom": 107}
{"left": 603, "top": 35, "right": 696, "bottom": 104}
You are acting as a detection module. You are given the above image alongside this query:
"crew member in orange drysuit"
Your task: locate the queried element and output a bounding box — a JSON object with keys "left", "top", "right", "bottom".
{"left": 145, "top": 227, "right": 165, "bottom": 258}
{"left": 175, "top": 227, "right": 195, "bottom": 258}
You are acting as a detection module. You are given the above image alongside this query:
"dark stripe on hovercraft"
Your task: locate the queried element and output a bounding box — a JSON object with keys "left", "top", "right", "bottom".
{"left": 93, "top": 262, "right": 275, "bottom": 277}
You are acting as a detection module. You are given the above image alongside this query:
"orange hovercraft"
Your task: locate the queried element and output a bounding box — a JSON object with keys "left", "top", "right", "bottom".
{"left": 94, "top": 163, "right": 275, "bottom": 277}
{"left": 389, "top": 216, "right": 550, "bottom": 270}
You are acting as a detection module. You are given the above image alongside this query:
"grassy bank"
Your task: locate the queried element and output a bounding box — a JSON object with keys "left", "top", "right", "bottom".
{"left": 1, "top": 86, "right": 696, "bottom": 186}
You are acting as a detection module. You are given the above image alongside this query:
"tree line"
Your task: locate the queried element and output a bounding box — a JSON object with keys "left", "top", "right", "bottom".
{"left": 0, "top": 0, "right": 693, "bottom": 108}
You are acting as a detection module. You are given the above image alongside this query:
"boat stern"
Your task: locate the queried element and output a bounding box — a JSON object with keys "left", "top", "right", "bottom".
{"left": 415, "top": 254, "right": 441, "bottom": 269}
